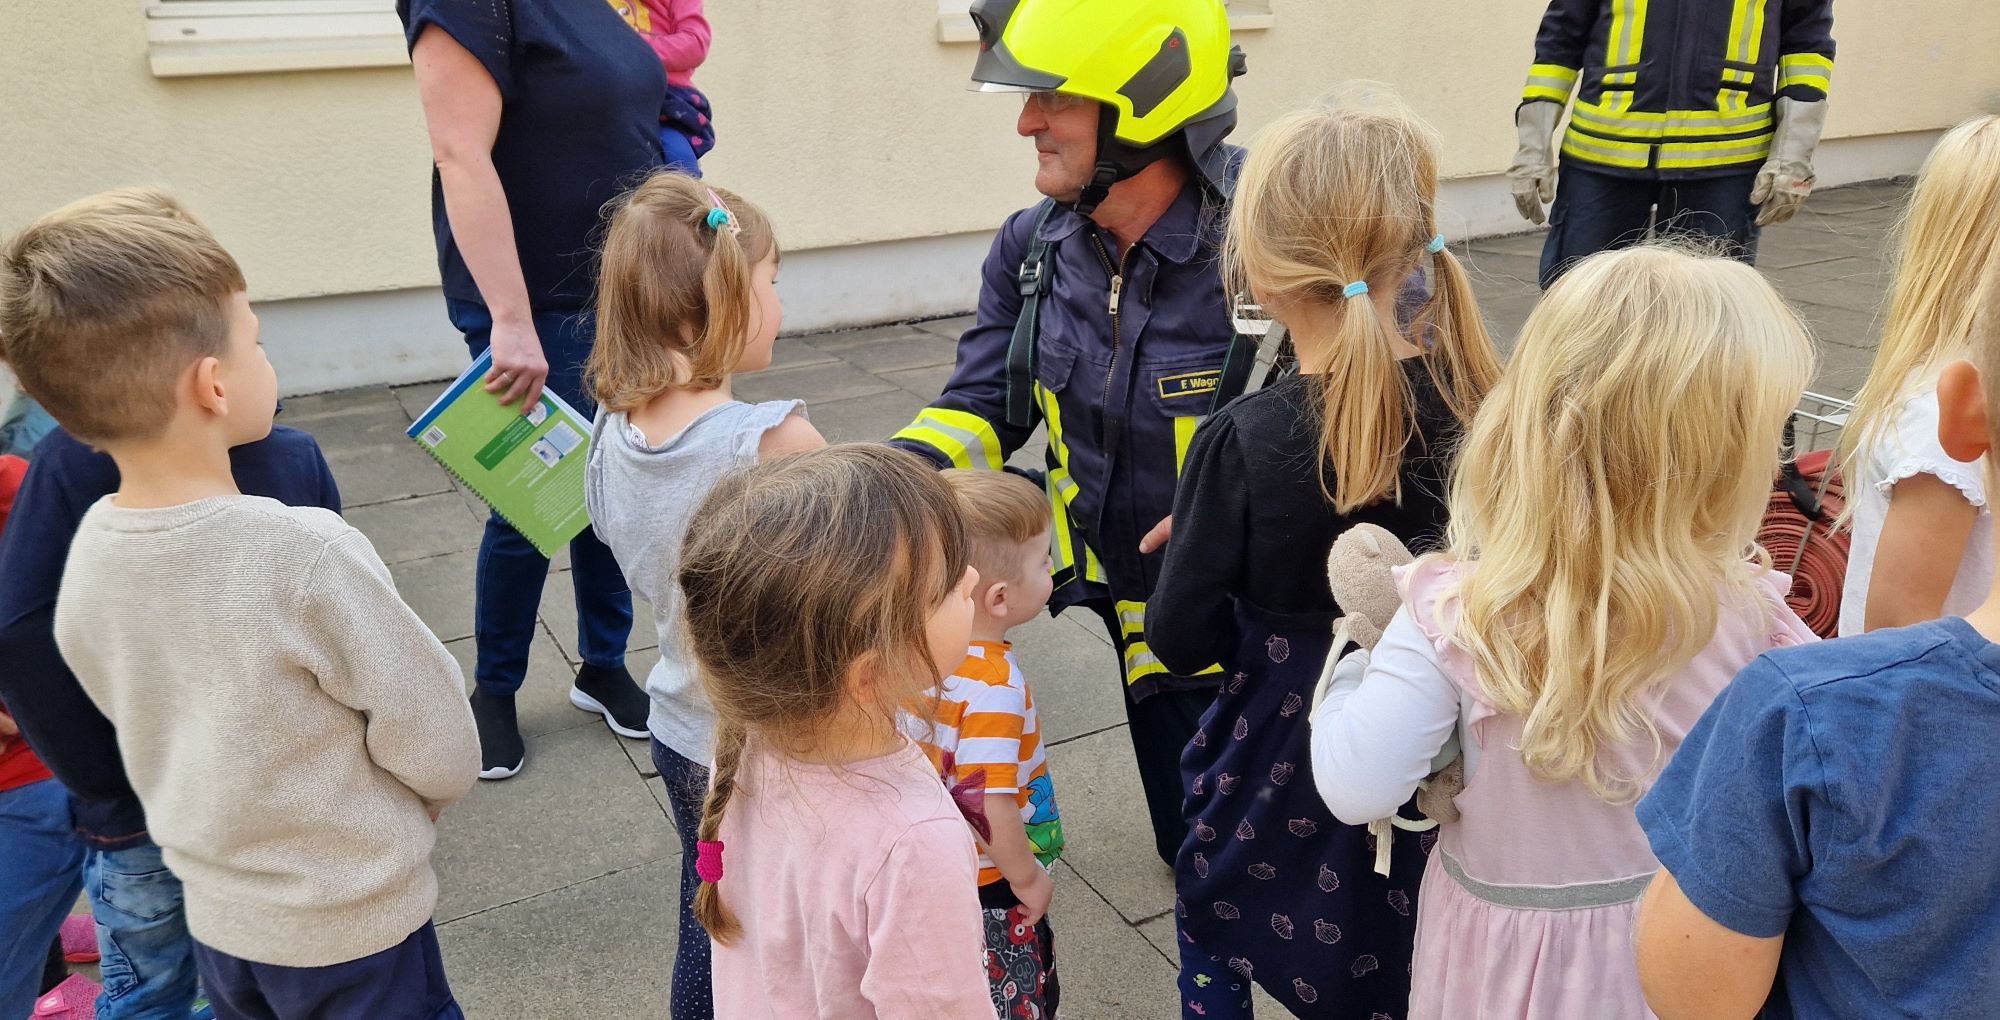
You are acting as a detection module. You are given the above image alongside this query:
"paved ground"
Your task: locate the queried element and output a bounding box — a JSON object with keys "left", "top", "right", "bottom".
{"left": 275, "top": 182, "right": 1903, "bottom": 1018}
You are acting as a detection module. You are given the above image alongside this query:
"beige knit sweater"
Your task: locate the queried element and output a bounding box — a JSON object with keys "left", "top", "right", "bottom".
{"left": 55, "top": 496, "right": 480, "bottom": 967}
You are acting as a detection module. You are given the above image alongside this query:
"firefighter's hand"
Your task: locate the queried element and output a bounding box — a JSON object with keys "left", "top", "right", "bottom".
{"left": 1508, "top": 102, "right": 1562, "bottom": 225}
{"left": 1139, "top": 516, "right": 1173, "bottom": 555}
{"left": 1752, "top": 97, "right": 1828, "bottom": 227}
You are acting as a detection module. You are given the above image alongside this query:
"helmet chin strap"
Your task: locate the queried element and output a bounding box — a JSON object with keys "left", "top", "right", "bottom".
{"left": 1068, "top": 104, "right": 1168, "bottom": 218}
{"left": 1072, "top": 163, "right": 1123, "bottom": 217}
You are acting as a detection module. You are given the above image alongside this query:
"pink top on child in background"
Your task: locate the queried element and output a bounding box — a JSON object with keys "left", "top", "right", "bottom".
{"left": 626, "top": 0, "right": 710, "bottom": 88}
{"left": 1318, "top": 559, "right": 1815, "bottom": 1019}
{"left": 709, "top": 738, "right": 993, "bottom": 1020}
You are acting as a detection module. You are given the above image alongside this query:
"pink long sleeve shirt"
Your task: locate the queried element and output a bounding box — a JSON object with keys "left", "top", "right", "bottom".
{"left": 635, "top": 0, "right": 709, "bottom": 87}
{"left": 710, "top": 739, "right": 994, "bottom": 1020}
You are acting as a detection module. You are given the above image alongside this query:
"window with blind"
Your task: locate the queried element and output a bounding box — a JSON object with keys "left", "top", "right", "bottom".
{"left": 146, "top": 0, "right": 405, "bottom": 78}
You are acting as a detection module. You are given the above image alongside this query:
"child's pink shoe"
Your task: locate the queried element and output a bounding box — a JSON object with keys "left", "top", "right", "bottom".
{"left": 32, "top": 975, "right": 100, "bottom": 1019}
{"left": 60, "top": 915, "right": 100, "bottom": 963}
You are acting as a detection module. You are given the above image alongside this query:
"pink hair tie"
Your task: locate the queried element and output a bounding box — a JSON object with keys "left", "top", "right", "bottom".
{"left": 695, "top": 840, "right": 726, "bottom": 884}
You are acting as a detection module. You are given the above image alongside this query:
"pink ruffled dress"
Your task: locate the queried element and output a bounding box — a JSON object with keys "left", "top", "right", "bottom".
{"left": 1400, "top": 559, "right": 1814, "bottom": 1019}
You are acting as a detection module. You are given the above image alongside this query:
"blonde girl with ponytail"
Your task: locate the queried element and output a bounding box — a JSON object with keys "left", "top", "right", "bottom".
{"left": 1313, "top": 244, "right": 1818, "bottom": 1019}
{"left": 677, "top": 445, "right": 993, "bottom": 1018}
{"left": 582, "top": 171, "right": 824, "bottom": 1020}
{"left": 1836, "top": 115, "right": 2000, "bottom": 635}
{"left": 1147, "top": 95, "right": 1500, "bottom": 1019}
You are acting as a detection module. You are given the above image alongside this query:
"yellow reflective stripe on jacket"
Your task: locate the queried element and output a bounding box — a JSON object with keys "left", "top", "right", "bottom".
{"left": 1726, "top": 0, "right": 1767, "bottom": 65}
{"left": 1038, "top": 382, "right": 1106, "bottom": 587}
{"left": 1606, "top": 0, "right": 1648, "bottom": 66}
{"left": 1603, "top": 70, "right": 1638, "bottom": 86}
{"left": 891, "top": 408, "right": 1004, "bottom": 470}
{"left": 1570, "top": 99, "right": 1774, "bottom": 140}
{"left": 1113, "top": 600, "right": 1222, "bottom": 687}
{"left": 1721, "top": 67, "right": 1755, "bottom": 86}
{"left": 1522, "top": 63, "right": 1580, "bottom": 103}
{"left": 1560, "top": 132, "right": 1652, "bottom": 170}
{"left": 1173, "top": 415, "right": 1200, "bottom": 476}
{"left": 1777, "top": 52, "right": 1834, "bottom": 94}
{"left": 1657, "top": 132, "right": 1777, "bottom": 169}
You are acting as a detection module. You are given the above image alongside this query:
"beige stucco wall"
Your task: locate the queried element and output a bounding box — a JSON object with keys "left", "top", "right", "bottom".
{"left": 4, "top": 0, "right": 1996, "bottom": 305}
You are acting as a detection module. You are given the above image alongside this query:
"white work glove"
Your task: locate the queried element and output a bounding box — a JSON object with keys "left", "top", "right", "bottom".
{"left": 1751, "top": 97, "right": 1829, "bottom": 227}
{"left": 1508, "top": 102, "right": 1563, "bottom": 225}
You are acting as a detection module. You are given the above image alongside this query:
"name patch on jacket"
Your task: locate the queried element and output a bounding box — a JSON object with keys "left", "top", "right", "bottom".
{"left": 1158, "top": 370, "right": 1222, "bottom": 401}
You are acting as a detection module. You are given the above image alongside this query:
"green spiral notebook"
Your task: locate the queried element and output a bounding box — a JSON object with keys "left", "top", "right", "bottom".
{"left": 406, "top": 351, "right": 593, "bottom": 557}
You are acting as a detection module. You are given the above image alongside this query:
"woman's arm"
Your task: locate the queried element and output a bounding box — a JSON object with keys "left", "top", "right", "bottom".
{"left": 1636, "top": 869, "right": 1785, "bottom": 1019}
{"left": 1311, "top": 607, "right": 1461, "bottom": 825}
{"left": 1864, "top": 472, "right": 1980, "bottom": 631}
{"left": 409, "top": 24, "right": 548, "bottom": 412}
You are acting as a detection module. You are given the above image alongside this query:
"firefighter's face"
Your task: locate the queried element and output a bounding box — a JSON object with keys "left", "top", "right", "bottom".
{"left": 1018, "top": 93, "right": 1099, "bottom": 203}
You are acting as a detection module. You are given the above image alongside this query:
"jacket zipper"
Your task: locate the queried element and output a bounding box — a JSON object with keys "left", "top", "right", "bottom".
{"left": 1091, "top": 234, "right": 1133, "bottom": 409}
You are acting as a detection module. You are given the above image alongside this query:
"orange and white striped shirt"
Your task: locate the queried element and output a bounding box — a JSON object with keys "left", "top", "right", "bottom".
{"left": 917, "top": 642, "right": 1065, "bottom": 886}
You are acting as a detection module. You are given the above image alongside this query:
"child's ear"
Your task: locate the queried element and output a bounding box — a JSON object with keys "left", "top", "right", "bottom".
{"left": 189, "top": 356, "right": 228, "bottom": 418}
{"left": 1936, "top": 359, "right": 1992, "bottom": 464}
{"left": 981, "top": 580, "right": 1010, "bottom": 620}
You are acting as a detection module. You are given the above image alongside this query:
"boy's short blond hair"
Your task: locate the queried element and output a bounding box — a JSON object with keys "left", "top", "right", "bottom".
{"left": 941, "top": 469, "right": 1051, "bottom": 586}
{"left": 0, "top": 188, "right": 246, "bottom": 444}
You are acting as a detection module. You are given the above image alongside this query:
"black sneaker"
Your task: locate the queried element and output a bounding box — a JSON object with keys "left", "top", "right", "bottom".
{"left": 571, "top": 663, "right": 650, "bottom": 740}
{"left": 469, "top": 692, "right": 525, "bottom": 780}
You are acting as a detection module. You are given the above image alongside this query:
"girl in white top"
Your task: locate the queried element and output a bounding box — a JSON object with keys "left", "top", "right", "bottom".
{"left": 1838, "top": 115, "right": 2000, "bottom": 635}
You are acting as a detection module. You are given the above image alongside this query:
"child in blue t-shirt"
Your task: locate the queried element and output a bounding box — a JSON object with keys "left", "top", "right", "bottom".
{"left": 1635, "top": 264, "right": 2000, "bottom": 1019}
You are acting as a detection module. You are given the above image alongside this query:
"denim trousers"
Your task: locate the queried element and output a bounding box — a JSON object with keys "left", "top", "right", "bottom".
{"left": 85, "top": 844, "right": 208, "bottom": 1020}
{"left": 444, "top": 299, "right": 635, "bottom": 695}
{"left": 0, "top": 779, "right": 85, "bottom": 1020}
{"left": 649, "top": 739, "right": 715, "bottom": 1020}
{"left": 1539, "top": 163, "right": 1761, "bottom": 288}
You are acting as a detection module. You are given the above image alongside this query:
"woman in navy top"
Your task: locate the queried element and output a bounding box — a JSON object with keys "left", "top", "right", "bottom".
{"left": 400, "top": 0, "right": 662, "bottom": 779}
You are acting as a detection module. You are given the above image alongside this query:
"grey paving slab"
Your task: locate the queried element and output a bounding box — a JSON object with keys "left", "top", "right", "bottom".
{"left": 391, "top": 381, "right": 451, "bottom": 423}
{"left": 881, "top": 362, "right": 958, "bottom": 401}
{"left": 444, "top": 633, "right": 590, "bottom": 740}
{"left": 438, "top": 856, "right": 678, "bottom": 1020}
{"left": 800, "top": 323, "right": 941, "bottom": 351}
{"left": 1049, "top": 861, "right": 1184, "bottom": 1018}
{"left": 731, "top": 359, "right": 902, "bottom": 405}
{"left": 803, "top": 388, "right": 931, "bottom": 445}
{"left": 1465, "top": 229, "right": 1548, "bottom": 260}
{"left": 389, "top": 549, "right": 479, "bottom": 643}
{"left": 345, "top": 492, "right": 484, "bottom": 565}
{"left": 1010, "top": 612, "right": 1127, "bottom": 747}
{"left": 1765, "top": 257, "right": 1895, "bottom": 315}
{"left": 766, "top": 335, "right": 839, "bottom": 370}
{"left": 913, "top": 314, "right": 978, "bottom": 340}
{"left": 817, "top": 331, "right": 961, "bottom": 374}
{"left": 432, "top": 723, "right": 676, "bottom": 922}
{"left": 323, "top": 430, "right": 459, "bottom": 510}
{"left": 1792, "top": 298, "right": 1884, "bottom": 354}
{"left": 622, "top": 648, "right": 663, "bottom": 778}
{"left": 1457, "top": 247, "right": 1541, "bottom": 291}
{"left": 537, "top": 569, "right": 659, "bottom": 662}
{"left": 1045, "top": 726, "right": 1179, "bottom": 925}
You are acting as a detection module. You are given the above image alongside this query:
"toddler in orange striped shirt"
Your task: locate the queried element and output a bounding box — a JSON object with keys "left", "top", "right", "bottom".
{"left": 916, "top": 469, "right": 1066, "bottom": 1017}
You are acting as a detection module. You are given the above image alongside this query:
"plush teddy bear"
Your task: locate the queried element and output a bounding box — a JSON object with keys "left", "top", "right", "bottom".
{"left": 1314, "top": 525, "right": 1465, "bottom": 837}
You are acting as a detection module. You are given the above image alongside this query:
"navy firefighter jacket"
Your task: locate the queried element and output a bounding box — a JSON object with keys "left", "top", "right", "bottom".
{"left": 892, "top": 166, "right": 1240, "bottom": 700}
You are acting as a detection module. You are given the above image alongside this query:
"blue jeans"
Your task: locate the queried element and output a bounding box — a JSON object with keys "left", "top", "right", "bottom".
{"left": 658, "top": 128, "right": 703, "bottom": 177}
{"left": 649, "top": 740, "right": 714, "bottom": 1020}
{"left": 444, "top": 300, "right": 635, "bottom": 694}
{"left": 0, "top": 779, "right": 85, "bottom": 1020}
{"left": 1539, "top": 163, "right": 1761, "bottom": 288}
{"left": 85, "top": 844, "right": 206, "bottom": 1020}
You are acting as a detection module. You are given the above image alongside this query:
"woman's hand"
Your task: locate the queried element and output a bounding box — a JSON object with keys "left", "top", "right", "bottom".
{"left": 483, "top": 317, "right": 549, "bottom": 411}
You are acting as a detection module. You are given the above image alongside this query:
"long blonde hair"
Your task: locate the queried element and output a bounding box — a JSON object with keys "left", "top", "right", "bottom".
{"left": 589, "top": 172, "right": 776, "bottom": 414}
{"left": 1224, "top": 96, "right": 1502, "bottom": 513}
{"left": 676, "top": 445, "right": 970, "bottom": 944}
{"left": 1840, "top": 115, "right": 2000, "bottom": 483}
{"left": 1444, "top": 245, "right": 1814, "bottom": 802}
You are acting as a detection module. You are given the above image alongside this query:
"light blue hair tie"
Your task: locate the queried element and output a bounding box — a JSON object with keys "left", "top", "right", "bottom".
{"left": 1426, "top": 234, "right": 1447, "bottom": 254}
{"left": 705, "top": 207, "right": 733, "bottom": 232}
{"left": 1342, "top": 280, "right": 1370, "bottom": 299}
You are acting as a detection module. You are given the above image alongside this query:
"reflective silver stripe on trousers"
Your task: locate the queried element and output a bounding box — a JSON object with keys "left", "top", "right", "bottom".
{"left": 1440, "top": 850, "right": 1655, "bottom": 910}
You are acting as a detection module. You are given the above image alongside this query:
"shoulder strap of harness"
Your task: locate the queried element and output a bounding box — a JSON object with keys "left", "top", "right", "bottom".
{"left": 1004, "top": 199, "right": 1060, "bottom": 431}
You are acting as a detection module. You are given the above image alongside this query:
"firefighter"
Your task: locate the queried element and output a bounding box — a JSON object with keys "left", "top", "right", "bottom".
{"left": 890, "top": 0, "right": 1247, "bottom": 865}
{"left": 1509, "top": 0, "right": 1836, "bottom": 287}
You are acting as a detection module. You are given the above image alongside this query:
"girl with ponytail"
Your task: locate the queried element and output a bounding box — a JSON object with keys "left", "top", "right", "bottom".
{"left": 677, "top": 445, "right": 993, "bottom": 1018}
{"left": 583, "top": 171, "right": 823, "bottom": 1020}
{"left": 1147, "top": 94, "right": 1501, "bottom": 1019}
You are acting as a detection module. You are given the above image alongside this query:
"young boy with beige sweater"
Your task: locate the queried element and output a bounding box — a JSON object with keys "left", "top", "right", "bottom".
{"left": 0, "top": 188, "right": 479, "bottom": 1020}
